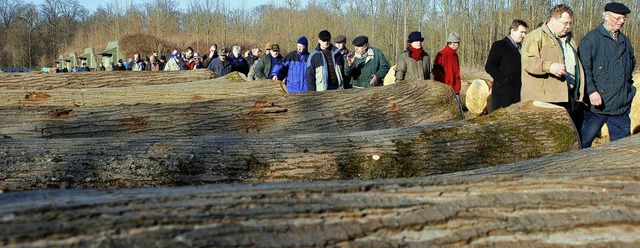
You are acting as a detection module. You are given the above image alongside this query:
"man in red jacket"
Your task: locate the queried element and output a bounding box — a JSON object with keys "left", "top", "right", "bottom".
{"left": 433, "top": 32, "right": 462, "bottom": 102}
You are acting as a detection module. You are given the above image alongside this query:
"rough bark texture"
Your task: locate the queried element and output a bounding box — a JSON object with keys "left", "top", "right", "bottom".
{"left": 0, "top": 135, "right": 638, "bottom": 247}
{"left": 0, "top": 80, "right": 460, "bottom": 138}
{"left": 0, "top": 72, "right": 264, "bottom": 107}
{"left": 0, "top": 70, "right": 216, "bottom": 90}
{"left": 0, "top": 101, "right": 577, "bottom": 191}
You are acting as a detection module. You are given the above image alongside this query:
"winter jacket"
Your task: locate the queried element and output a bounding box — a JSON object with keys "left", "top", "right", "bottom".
{"left": 433, "top": 45, "right": 461, "bottom": 93}
{"left": 345, "top": 47, "right": 390, "bottom": 88}
{"left": 229, "top": 54, "right": 249, "bottom": 75}
{"left": 395, "top": 48, "right": 431, "bottom": 81}
{"left": 578, "top": 23, "right": 636, "bottom": 115}
{"left": 207, "top": 57, "right": 233, "bottom": 77}
{"left": 485, "top": 36, "right": 522, "bottom": 111}
{"left": 254, "top": 54, "right": 283, "bottom": 79}
{"left": 274, "top": 50, "right": 310, "bottom": 93}
{"left": 521, "top": 23, "right": 585, "bottom": 103}
{"left": 306, "top": 44, "right": 345, "bottom": 91}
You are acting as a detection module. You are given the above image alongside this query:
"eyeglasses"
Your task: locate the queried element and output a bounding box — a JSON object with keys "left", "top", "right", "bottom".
{"left": 608, "top": 13, "right": 627, "bottom": 22}
{"left": 555, "top": 18, "right": 572, "bottom": 27}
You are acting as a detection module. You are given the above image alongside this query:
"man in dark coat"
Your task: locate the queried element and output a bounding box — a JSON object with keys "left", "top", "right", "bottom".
{"left": 578, "top": 2, "right": 636, "bottom": 148}
{"left": 485, "top": 19, "right": 529, "bottom": 113}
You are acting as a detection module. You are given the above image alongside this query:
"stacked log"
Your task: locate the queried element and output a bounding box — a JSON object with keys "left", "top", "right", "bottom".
{"left": 0, "top": 79, "right": 461, "bottom": 138}
{"left": 0, "top": 135, "right": 637, "bottom": 247}
{"left": 0, "top": 101, "right": 578, "bottom": 191}
{"left": 0, "top": 70, "right": 216, "bottom": 90}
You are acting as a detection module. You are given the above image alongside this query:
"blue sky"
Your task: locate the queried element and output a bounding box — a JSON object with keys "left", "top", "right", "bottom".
{"left": 28, "top": 0, "right": 287, "bottom": 13}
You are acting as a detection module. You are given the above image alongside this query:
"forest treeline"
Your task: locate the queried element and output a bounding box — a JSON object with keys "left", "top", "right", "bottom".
{"left": 1, "top": 0, "right": 639, "bottom": 70}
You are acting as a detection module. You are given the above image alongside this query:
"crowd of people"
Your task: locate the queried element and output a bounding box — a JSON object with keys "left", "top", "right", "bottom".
{"left": 51, "top": 2, "right": 635, "bottom": 149}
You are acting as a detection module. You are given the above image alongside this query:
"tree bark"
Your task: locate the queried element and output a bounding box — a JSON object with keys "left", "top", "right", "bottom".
{"left": 0, "top": 70, "right": 216, "bottom": 90}
{"left": 0, "top": 101, "right": 577, "bottom": 191}
{"left": 0, "top": 135, "right": 637, "bottom": 247}
{"left": 0, "top": 80, "right": 461, "bottom": 138}
{"left": 0, "top": 72, "right": 264, "bottom": 107}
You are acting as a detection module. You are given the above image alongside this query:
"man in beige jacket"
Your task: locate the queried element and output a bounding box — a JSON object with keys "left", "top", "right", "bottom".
{"left": 521, "top": 4, "right": 585, "bottom": 130}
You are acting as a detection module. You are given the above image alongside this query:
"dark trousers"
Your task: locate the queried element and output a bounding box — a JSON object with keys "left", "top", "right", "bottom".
{"left": 580, "top": 110, "right": 631, "bottom": 148}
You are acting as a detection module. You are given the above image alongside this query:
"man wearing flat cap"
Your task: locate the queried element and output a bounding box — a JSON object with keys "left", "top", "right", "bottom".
{"left": 345, "top": 35, "right": 390, "bottom": 88}
{"left": 578, "top": 2, "right": 636, "bottom": 148}
{"left": 334, "top": 35, "right": 352, "bottom": 88}
{"left": 395, "top": 31, "right": 431, "bottom": 82}
{"left": 434, "top": 32, "right": 462, "bottom": 102}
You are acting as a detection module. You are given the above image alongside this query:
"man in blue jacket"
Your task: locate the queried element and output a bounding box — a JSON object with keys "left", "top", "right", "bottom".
{"left": 306, "top": 30, "right": 345, "bottom": 91}
{"left": 273, "top": 36, "right": 310, "bottom": 93}
{"left": 578, "top": 2, "right": 636, "bottom": 148}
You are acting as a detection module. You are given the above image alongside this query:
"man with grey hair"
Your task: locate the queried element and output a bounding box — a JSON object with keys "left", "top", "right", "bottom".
{"left": 229, "top": 45, "right": 249, "bottom": 75}
{"left": 433, "top": 32, "right": 462, "bottom": 101}
{"left": 578, "top": 2, "right": 636, "bottom": 148}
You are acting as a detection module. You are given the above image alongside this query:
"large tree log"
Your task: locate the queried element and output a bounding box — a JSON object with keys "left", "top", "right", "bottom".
{"left": 0, "top": 136, "right": 638, "bottom": 247}
{"left": 0, "top": 101, "right": 578, "bottom": 191}
{"left": 0, "top": 80, "right": 460, "bottom": 138}
{"left": 0, "top": 72, "right": 266, "bottom": 107}
{"left": 0, "top": 70, "right": 216, "bottom": 90}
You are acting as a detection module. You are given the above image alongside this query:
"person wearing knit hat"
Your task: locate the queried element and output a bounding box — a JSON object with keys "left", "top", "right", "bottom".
{"left": 433, "top": 31, "right": 462, "bottom": 102}
{"left": 395, "top": 31, "right": 431, "bottom": 82}
{"left": 333, "top": 35, "right": 351, "bottom": 88}
{"left": 274, "top": 36, "right": 311, "bottom": 93}
{"left": 345, "top": 35, "right": 391, "bottom": 88}
{"left": 578, "top": 2, "right": 635, "bottom": 148}
{"left": 306, "top": 30, "right": 346, "bottom": 91}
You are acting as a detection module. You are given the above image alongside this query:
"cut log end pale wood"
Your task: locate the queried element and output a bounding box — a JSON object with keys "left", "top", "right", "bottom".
{"left": 465, "top": 79, "right": 492, "bottom": 116}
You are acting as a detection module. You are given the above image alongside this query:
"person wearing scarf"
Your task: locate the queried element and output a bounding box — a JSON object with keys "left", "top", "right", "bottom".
{"left": 395, "top": 31, "right": 431, "bottom": 81}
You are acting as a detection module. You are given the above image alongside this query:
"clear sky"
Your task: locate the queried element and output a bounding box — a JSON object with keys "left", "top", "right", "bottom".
{"left": 28, "top": 0, "right": 287, "bottom": 13}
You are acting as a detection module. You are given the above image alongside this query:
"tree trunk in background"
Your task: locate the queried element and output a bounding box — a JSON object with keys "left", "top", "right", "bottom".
{"left": 0, "top": 80, "right": 460, "bottom": 138}
{"left": 1, "top": 135, "right": 637, "bottom": 247}
{"left": 0, "top": 101, "right": 577, "bottom": 191}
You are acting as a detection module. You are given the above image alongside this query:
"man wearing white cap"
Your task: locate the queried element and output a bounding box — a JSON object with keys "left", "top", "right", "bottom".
{"left": 433, "top": 32, "right": 462, "bottom": 102}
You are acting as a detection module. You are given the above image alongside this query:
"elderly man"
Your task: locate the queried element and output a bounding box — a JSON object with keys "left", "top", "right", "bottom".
{"left": 254, "top": 44, "right": 283, "bottom": 80}
{"left": 434, "top": 32, "right": 462, "bottom": 101}
{"left": 485, "top": 19, "right": 529, "bottom": 112}
{"left": 521, "top": 4, "right": 585, "bottom": 129}
{"left": 202, "top": 44, "right": 219, "bottom": 68}
{"left": 395, "top": 31, "right": 431, "bottom": 82}
{"left": 207, "top": 47, "right": 232, "bottom": 76}
{"left": 229, "top": 45, "right": 249, "bottom": 75}
{"left": 578, "top": 2, "right": 636, "bottom": 148}
{"left": 273, "top": 36, "right": 310, "bottom": 93}
{"left": 345, "top": 36, "right": 390, "bottom": 88}
{"left": 307, "top": 30, "right": 346, "bottom": 91}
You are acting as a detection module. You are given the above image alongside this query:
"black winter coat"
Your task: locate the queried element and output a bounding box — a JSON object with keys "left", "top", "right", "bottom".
{"left": 485, "top": 37, "right": 522, "bottom": 112}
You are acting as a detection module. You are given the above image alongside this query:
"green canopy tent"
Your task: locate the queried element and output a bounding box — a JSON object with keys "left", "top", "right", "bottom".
{"left": 63, "top": 52, "right": 77, "bottom": 70}
{"left": 77, "top": 48, "right": 98, "bottom": 70}
{"left": 98, "top": 41, "right": 122, "bottom": 70}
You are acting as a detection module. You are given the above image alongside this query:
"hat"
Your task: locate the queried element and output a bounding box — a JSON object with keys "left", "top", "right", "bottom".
{"left": 297, "top": 36, "right": 308, "bottom": 46}
{"left": 446, "top": 32, "right": 460, "bottom": 43}
{"left": 605, "top": 2, "right": 630, "bottom": 14}
{"left": 160, "top": 55, "right": 166, "bottom": 61}
{"left": 352, "top": 36, "right": 369, "bottom": 46}
{"left": 265, "top": 43, "right": 272, "bottom": 50}
{"left": 219, "top": 47, "right": 228, "bottom": 54}
{"left": 408, "top": 31, "right": 424, "bottom": 43}
{"left": 318, "top": 30, "right": 331, "bottom": 42}
{"left": 334, "top": 35, "right": 347, "bottom": 43}
{"left": 118, "top": 59, "right": 123, "bottom": 63}
{"left": 271, "top": 44, "right": 280, "bottom": 51}
{"left": 194, "top": 53, "right": 201, "bottom": 58}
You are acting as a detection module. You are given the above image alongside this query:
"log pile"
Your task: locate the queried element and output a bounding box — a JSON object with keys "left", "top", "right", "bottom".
{"left": 1, "top": 71, "right": 607, "bottom": 246}
{"left": 0, "top": 135, "right": 638, "bottom": 247}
